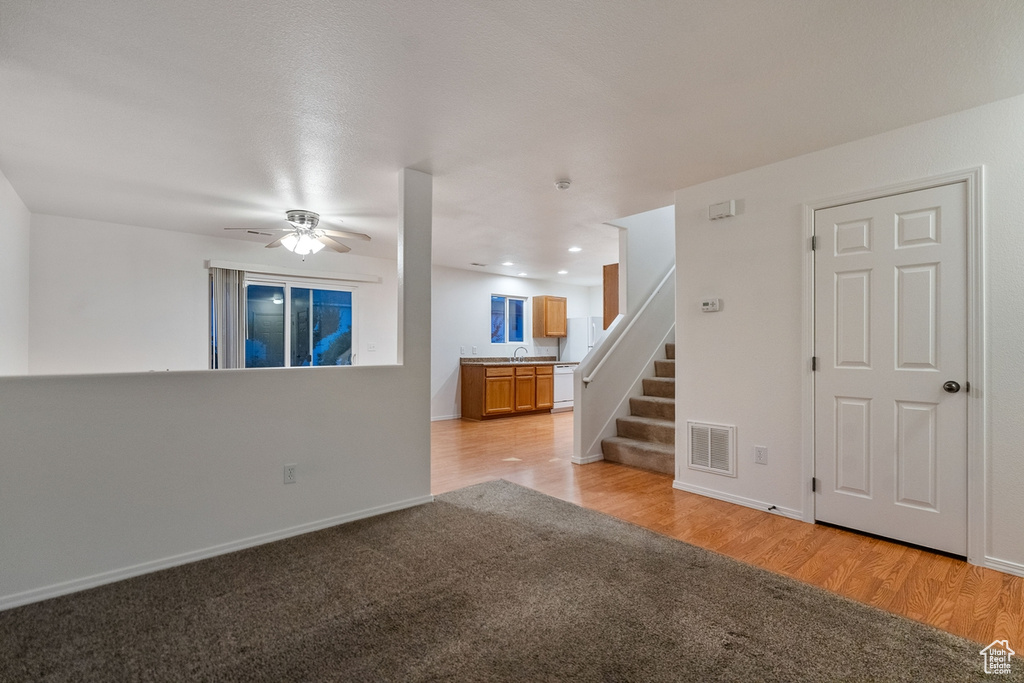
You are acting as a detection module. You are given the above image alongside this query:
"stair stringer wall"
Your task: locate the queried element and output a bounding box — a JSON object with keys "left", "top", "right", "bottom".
{"left": 573, "top": 272, "right": 675, "bottom": 464}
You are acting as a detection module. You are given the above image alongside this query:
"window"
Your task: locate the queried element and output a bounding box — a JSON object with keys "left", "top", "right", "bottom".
{"left": 209, "top": 271, "right": 356, "bottom": 369}
{"left": 244, "top": 280, "right": 355, "bottom": 368}
{"left": 290, "top": 287, "right": 353, "bottom": 367}
{"left": 491, "top": 295, "right": 525, "bottom": 343}
{"left": 245, "top": 284, "right": 287, "bottom": 367}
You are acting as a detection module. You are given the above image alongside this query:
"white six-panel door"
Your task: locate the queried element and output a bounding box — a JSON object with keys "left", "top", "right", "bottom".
{"left": 814, "top": 182, "right": 968, "bottom": 555}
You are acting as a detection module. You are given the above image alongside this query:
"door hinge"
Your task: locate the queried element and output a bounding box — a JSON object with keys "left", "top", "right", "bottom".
{"left": 811, "top": 356, "right": 817, "bottom": 371}
{"left": 811, "top": 477, "right": 818, "bottom": 492}
{"left": 965, "top": 381, "right": 971, "bottom": 393}
{"left": 811, "top": 235, "right": 816, "bottom": 251}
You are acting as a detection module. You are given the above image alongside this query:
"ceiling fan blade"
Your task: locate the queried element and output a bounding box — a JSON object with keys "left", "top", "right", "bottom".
{"left": 318, "top": 235, "right": 351, "bottom": 253}
{"left": 224, "top": 226, "right": 292, "bottom": 232}
{"left": 319, "top": 228, "right": 371, "bottom": 241}
{"left": 265, "top": 237, "right": 284, "bottom": 249}
{"left": 226, "top": 230, "right": 274, "bottom": 237}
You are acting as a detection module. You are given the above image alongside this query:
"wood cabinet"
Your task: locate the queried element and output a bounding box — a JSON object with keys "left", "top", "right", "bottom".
{"left": 535, "top": 366, "right": 554, "bottom": 410}
{"left": 483, "top": 367, "right": 515, "bottom": 415}
{"left": 603, "top": 263, "right": 619, "bottom": 330}
{"left": 533, "top": 296, "right": 567, "bottom": 338}
{"left": 514, "top": 366, "right": 536, "bottom": 411}
{"left": 461, "top": 363, "right": 558, "bottom": 420}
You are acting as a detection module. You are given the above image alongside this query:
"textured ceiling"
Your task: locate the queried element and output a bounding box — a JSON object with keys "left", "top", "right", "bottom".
{"left": 3, "top": 1, "right": 1024, "bottom": 285}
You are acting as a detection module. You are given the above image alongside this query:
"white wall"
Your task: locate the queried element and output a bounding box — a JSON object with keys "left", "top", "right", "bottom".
{"left": 431, "top": 265, "right": 596, "bottom": 420}
{"left": 0, "top": 168, "right": 432, "bottom": 608}
{"left": 613, "top": 204, "right": 675, "bottom": 313}
{"left": 674, "top": 94, "right": 1024, "bottom": 572}
{"left": 27, "top": 214, "right": 399, "bottom": 375}
{"left": 0, "top": 167, "right": 30, "bottom": 375}
{"left": 572, "top": 204, "right": 675, "bottom": 464}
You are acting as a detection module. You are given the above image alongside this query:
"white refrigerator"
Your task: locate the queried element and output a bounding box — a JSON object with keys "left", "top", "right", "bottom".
{"left": 561, "top": 316, "right": 605, "bottom": 362}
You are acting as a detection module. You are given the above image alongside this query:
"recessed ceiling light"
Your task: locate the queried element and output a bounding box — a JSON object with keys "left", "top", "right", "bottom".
{"left": 517, "top": 272, "right": 527, "bottom": 277}
{"left": 567, "top": 246, "right": 582, "bottom": 253}
{"left": 557, "top": 270, "right": 568, "bottom": 275}
{"left": 501, "top": 261, "right": 514, "bottom": 266}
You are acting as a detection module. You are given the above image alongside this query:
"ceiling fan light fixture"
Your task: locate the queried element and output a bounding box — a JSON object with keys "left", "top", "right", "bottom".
{"left": 281, "top": 232, "right": 325, "bottom": 255}
{"left": 226, "top": 209, "right": 366, "bottom": 257}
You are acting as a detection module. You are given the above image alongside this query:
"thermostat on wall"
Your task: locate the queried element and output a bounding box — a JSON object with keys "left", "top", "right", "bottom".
{"left": 701, "top": 298, "right": 721, "bottom": 312}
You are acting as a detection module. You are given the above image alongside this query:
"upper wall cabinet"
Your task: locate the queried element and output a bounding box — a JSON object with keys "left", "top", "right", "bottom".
{"left": 533, "top": 296, "right": 567, "bottom": 338}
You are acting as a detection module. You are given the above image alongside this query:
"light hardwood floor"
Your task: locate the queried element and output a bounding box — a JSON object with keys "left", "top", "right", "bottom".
{"left": 431, "top": 411, "right": 1022, "bottom": 646}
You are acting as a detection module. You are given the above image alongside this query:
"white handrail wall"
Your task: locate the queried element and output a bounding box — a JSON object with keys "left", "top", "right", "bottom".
{"left": 583, "top": 267, "right": 675, "bottom": 386}
{"left": 573, "top": 267, "right": 675, "bottom": 464}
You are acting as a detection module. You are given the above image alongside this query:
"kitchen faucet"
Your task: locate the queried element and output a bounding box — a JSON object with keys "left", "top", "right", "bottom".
{"left": 512, "top": 346, "right": 528, "bottom": 362}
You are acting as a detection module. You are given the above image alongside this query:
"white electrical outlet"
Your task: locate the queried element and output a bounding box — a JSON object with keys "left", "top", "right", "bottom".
{"left": 284, "top": 464, "right": 297, "bottom": 484}
{"left": 460, "top": 346, "right": 466, "bottom": 355}
{"left": 367, "top": 342, "right": 377, "bottom": 352}
{"left": 754, "top": 446, "right": 768, "bottom": 465}
{"left": 472, "top": 346, "right": 478, "bottom": 354}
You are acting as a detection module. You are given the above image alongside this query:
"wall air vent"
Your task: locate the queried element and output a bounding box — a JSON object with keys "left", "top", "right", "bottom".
{"left": 687, "top": 421, "right": 736, "bottom": 477}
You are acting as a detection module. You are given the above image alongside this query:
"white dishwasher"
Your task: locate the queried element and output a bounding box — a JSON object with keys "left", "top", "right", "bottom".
{"left": 552, "top": 364, "right": 575, "bottom": 412}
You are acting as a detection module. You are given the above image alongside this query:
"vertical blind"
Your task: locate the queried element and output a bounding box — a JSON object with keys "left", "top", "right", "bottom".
{"left": 210, "top": 267, "right": 246, "bottom": 369}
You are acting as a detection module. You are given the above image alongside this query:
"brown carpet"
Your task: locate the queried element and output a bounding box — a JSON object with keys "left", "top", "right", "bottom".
{"left": 0, "top": 479, "right": 1016, "bottom": 682}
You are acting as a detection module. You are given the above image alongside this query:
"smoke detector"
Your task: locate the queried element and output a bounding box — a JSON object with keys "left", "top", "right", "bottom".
{"left": 554, "top": 179, "right": 571, "bottom": 191}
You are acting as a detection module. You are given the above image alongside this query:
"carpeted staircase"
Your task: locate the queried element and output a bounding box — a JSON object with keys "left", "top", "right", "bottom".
{"left": 600, "top": 342, "right": 675, "bottom": 474}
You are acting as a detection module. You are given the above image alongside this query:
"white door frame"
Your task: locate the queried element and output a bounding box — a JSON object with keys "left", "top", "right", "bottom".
{"left": 801, "top": 167, "right": 985, "bottom": 566}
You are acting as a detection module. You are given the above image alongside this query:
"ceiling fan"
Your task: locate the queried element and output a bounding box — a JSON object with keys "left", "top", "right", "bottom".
{"left": 224, "top": 209, "right": 370, "bottom": 256}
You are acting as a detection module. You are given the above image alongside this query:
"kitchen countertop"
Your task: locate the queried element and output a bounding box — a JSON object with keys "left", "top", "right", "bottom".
{"left": 460, "top": 357, "right": 578, "bottom": 367}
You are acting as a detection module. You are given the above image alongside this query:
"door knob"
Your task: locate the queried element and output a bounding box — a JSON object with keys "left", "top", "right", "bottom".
{"left": 942, "top": 380, "right": 961, "bottom": 394}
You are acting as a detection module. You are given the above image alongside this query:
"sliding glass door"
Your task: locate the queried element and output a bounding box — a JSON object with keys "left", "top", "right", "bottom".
{"left": 245, "top": 284, "right": 286, "bottom": 367}
{"left": 243, "top": 279, "right": 355, "bottom": 368}
{"left": 290, "top": 288, "right": 353, "bottom": 366}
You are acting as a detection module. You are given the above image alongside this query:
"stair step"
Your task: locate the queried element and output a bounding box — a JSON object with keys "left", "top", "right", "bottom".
{"left": 629, "top": 395, "right": 675, "bottom": 421}
{"left": 616, "top": 415, "right": 675, "bottom": 445}
{"left": 654, "top": 359, "right": 675, "bottom": 378}
{"left": 665, "top": 343, "right": 675, "bottom": 360}
{"left": 602, "top": 437, "right": 675, "bottom": 475}
{"left": 642, "top": 376, "right": 675, "bottom": 399}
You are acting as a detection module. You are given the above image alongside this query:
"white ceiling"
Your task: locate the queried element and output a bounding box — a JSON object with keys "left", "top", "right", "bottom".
{"left": 3, "top": 1, "right": 1024, "bottom": 286}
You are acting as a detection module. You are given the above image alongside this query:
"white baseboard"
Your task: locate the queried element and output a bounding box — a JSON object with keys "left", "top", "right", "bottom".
{"left": 0, "top": 493, "right": 435, "bottom": 612}
{"left": 572, "top": 453, "right": 604, "bottom": 465}
{"left": 431, "top": 414, "right": 460, "bottom": 421}
{"left": 672, "top": 480, "right": 803, "bottom": 521}
{"left": 982, "top": 555, "right": 1024, "bottom": 578}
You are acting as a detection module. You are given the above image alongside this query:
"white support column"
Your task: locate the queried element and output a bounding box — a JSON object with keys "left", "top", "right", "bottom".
{"left": 398, "top": 168, "right": 432, "bottom": 370}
